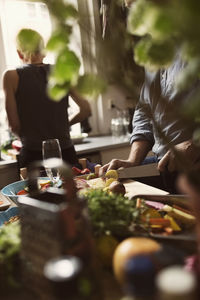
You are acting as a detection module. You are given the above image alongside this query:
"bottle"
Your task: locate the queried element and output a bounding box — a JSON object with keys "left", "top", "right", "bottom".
{"left": 60, "top": 162, "right": 103, "bottom": 300}
{"left": 156, "top": 266, "right": 197, "bottom": 300}
{"left": 122, "top": 255, "right": 156, "bottom": 300}
{"left": 44, "top": 256, "right": 94, "bottom": 300}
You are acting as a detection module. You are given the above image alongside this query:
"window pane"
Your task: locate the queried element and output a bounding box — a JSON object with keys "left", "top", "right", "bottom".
{"left": 1, "top": 0, "right": 53, "bottom": 68}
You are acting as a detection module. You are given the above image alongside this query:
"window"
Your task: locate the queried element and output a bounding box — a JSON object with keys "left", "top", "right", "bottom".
{"left": 0, "top": 0, "right": 53, "bottom": 69}
{"left": 0, "top": 0, "right": 84, "bottom": 143}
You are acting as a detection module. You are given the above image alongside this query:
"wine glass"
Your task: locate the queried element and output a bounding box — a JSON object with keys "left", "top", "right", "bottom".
{"left": 42, "top": 139, "right": 62, "bottom": 185}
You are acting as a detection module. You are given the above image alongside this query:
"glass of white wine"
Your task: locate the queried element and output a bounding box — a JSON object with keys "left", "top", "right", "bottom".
{"left": 42, "top": 139, "right": 63, "bottom": 186}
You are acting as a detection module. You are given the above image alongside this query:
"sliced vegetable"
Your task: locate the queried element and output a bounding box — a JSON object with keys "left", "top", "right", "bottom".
{"left": 164, "top": 215, "right": 181, "bottom": 232}
{"left": 148, "top": 218, "right": 170, "bottom": 227}
{"left": 17, "top": 190, "right": 28, "bottom": 195}
{"left": 72, "top": 166, "right": 82, "bottom": 176}
{"left": 105, "top": 170, "right": 118, "bottom": 180}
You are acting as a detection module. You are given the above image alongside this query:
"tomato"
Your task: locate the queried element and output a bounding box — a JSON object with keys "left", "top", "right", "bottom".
{"left": 72, "top": 166, "right": 82, "bottom": 176}
{"left": 17, "top": 189, "right": 28, "bottom": 195}
{"left": 12, "top": 140, "right": 22, "bottom": 151}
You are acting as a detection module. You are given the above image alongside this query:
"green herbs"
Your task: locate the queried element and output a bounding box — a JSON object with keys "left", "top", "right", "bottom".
{"left": 0, "top": 222, "right": 21, "bottom": 288}
{"left": 86, "top": 189, "right": 140, "bottom": 237}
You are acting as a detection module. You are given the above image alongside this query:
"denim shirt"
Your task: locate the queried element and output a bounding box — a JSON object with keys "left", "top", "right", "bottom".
{"left": 130, "top": 58, "right": 199, "bottom": 159}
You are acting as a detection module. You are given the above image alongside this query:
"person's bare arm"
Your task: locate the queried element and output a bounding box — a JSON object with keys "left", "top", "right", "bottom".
{"left": 3, "top": 70, "right": 21, "bottom": 136}
{"left": 68, "top": 89, "right": 91, "bottom": 126}
{"left": 99, "top": 140, "right": 152, "bottom": 175}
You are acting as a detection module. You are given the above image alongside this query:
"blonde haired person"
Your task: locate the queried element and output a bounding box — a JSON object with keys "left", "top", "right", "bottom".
{"left": 3, "top": 28, "right": 91, "bottom": 168}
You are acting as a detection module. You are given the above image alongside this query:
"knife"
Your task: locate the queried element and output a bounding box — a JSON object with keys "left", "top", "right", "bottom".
{"left": 117, "top": 163, "right": 160, "bottom": 179}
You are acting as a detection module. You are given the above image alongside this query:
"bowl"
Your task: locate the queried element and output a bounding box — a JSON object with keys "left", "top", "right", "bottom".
{"left": 70, "top": 133, "right": 88, "bottom": 144}
{"left": 1, "top": 177, "right": 49, "bottom": 204}
{"left": 0, "top": 207, "right": 20, "bottom": 227}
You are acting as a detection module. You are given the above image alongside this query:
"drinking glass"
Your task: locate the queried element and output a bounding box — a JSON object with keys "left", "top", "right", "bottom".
{"left": 42, "top": 139, "right": 62, "bottom": 185}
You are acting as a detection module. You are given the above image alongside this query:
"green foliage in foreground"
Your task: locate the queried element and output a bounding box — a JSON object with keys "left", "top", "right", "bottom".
{"left": 128, "top": 0, "right": 200, "bottom": 85}
{"left": 0, "top": 222, "right": 21, "bottom": 287}
{"left": 127, "top": 0, "right": 200, "bottom": 137}
{"left": 86, "top": 189, "right": 140, "bottom": 236}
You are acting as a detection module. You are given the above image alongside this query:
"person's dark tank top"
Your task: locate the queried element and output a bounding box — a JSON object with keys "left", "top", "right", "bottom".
{"left": 16, "top": 64, "right": 72, "bottom": 151}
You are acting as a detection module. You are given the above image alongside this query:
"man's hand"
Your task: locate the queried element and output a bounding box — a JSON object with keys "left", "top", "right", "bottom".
{"left": 99, "top": 140, "right": 152, "bottom": 176}
{"left": 99, "top": 159, "right": 136, "bottom": 177}
{"left": 158, "top": 140, "right": 200, "bottom": 172}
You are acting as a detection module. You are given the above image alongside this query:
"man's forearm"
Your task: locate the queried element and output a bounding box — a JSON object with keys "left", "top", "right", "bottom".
{"left": 128, "top": 140, "right": 152, "bottom": 166}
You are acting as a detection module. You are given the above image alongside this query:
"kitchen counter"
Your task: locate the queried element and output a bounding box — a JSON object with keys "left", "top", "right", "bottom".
{"left": 0, "top": 135, "right": 130, "bottom": 164}
{"left": 0, "top": 136, "right": 131, "bottom": 188}
{"left": 74, "top": 135, "right": 130, "bottom": 155}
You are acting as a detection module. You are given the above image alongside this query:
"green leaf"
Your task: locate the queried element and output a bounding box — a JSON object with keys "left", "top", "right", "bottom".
{"left": 127, "top": 0, "right": 151, "bottom": 36}
{"left": 76, "top": 74, "right": 107, "bottom": 98}
{"left": 47, "top": 82, "right": 70, "bottom": 102}
{"left": 16, "top": 28, "right": 44, "bottom": 54}
{"left": 134, "top": 36, "right": 176, "bottom": 70}
{"left": 149, "top": 6, "right": 176, "bottom": 40}
{"left": 46, "top": 31, "right": 69, "bottom": 52}
{"left": 53, "top": 49, "right": 81, "bottom": 85}
{"left": 47, "top": 2, "right": 78, "bottom": 20}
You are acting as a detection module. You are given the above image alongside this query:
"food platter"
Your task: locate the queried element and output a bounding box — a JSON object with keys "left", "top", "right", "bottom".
{"left": 132, "top": 194, "right": 197, "bottom": 243}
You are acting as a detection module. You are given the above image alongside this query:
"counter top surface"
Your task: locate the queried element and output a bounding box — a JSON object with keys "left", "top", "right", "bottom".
{"left": 0, "top": 135, "right": 130, "bottom": 164}
{"left": 74, "top": 135, "right": 130, "bottom": 154}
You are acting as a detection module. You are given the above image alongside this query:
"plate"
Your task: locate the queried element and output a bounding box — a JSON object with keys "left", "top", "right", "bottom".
{"left": 0, "top": 206, "right": 19, "bottom": 227}
{"left": 70, "top": 133, "right": 88, "bottom": 144}
{"left": 1, "top": 177, "right": 50, "bottom": 204}
{"left": 132, "top": 194, "right": 197, "bottom": 243}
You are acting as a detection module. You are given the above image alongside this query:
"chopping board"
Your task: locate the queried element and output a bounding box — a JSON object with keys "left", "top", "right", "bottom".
{"left": 85, "top": 177, "right": 168, "bottom": 198}
{"left": 123, "top": 180, "right": 169, "bottom": 199}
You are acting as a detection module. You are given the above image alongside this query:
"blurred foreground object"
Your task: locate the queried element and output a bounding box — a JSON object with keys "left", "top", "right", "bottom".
{"left": 156, "top": 266, "right": 197, "bottom": 300}
{"left": 18, "top": 159, "right": 101, "bottom": 299}
{"left": 113, "top": 237, "right": 161, "bottom": 284}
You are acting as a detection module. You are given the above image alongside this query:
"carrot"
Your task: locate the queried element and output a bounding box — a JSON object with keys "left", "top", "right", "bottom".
{"left": 17, "top": 190, "right": 28, "bottom": 195}
{"left": 149, "top": 218, "right": 170, "bottom": 227}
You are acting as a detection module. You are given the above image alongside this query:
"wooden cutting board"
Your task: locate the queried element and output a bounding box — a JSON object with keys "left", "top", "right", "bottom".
{"left": 85, "top": 177, "right": 168, "bottom": 198}
{"left": 123, "top": 180, "right": 169, "bottom": 199}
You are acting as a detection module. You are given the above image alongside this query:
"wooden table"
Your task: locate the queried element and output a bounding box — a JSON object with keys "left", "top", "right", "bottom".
{"left": 0, "top": 179, "right": 169, "bottom": 210}
{"left": 0, "top": 180, "right": 196, "bottom": 300}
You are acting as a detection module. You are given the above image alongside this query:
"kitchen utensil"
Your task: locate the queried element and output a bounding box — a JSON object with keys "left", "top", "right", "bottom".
{"left": 117, "top": 163, "right": 160, "bottom": 179}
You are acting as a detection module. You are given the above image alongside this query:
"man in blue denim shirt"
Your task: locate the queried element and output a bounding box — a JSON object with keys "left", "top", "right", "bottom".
{"left": 101, "top": 57, "right": 200, "bottom": 192}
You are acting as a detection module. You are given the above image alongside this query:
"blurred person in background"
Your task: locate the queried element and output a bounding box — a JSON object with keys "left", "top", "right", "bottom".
{"left": 3, "top": 28, "right": 91, "bottom": 168}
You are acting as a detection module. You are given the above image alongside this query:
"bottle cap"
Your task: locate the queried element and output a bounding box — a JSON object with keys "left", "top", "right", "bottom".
{"left": 156, "top": 266, "right": 197, "bottom": 297}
